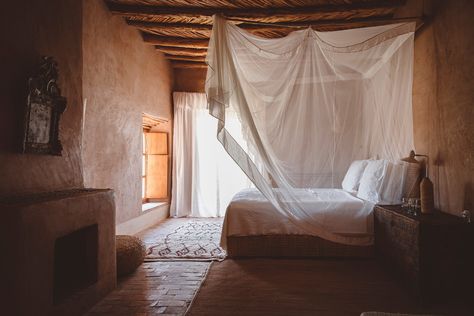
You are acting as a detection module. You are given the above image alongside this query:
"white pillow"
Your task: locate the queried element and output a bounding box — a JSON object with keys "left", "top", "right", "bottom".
{"left": 357, "top": 160, "right": 388, "bottom": 203}
{"left": 341, "top": 160, "right": 369, "bottom": 193}
{"left": 379, "top": 161, "right": 408, "bottom": 205}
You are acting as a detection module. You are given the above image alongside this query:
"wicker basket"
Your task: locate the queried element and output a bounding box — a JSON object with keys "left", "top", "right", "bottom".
{"left": 227, "top": 235, "right": 373, "bottom": 258}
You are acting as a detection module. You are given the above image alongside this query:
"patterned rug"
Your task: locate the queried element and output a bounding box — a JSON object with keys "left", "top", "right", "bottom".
{"left": 141, "top": 218, "right": 226, "bottom": 261}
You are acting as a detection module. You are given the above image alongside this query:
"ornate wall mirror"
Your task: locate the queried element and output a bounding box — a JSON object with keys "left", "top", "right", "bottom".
{"left": 22, "top": 56, "right": 66, "bottom": 155}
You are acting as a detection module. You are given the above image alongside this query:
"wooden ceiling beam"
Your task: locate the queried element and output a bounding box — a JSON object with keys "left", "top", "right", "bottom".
{"left": 165, "top": 54, "right": 207, "bottom": 62}
{"left": 171, "top": 60, "right": 208, "bottom": 69}
{"left": 107, "top": 1, "right": 405, "bottom": 20}
{"left": 155, "top": 45, "right": 207, "bottom": 57}
{"left": 142, "top": 18, "right": 423, "bottom": 43}
{"left": 238, "top": 15, "right": 420, "bottom": 29}
{"left": 307, "top": 16, "right": 423, "bottom": 31}
{"left": 132, "top": 15, "right": 421, "bottom": 37}
{"left": 143, "top": 33, "right": 209, "bottom": 48}
{"left": 127, "top": 20, "right": 212, "bottom": 30}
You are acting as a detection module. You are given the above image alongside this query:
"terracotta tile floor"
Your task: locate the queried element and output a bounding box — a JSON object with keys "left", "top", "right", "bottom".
{"left": 86, "top": 219, "right": 212, "bottom": 316}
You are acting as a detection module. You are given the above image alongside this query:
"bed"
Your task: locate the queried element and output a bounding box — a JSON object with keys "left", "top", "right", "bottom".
{"left": 221, "top": 159, "right": 419, "bottom": 258}
{"left": 221, "top": 188, "right": 375, "bottom": 258}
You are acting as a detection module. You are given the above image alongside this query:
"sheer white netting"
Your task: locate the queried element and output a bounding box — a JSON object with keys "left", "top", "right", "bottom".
{"left": 206, "top": 15, "right": 415, "bottom": 245}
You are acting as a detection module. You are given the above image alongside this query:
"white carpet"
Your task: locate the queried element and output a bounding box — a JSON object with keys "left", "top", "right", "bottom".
{"left": 141, "top": 218, "right": 226, "bottom": 261}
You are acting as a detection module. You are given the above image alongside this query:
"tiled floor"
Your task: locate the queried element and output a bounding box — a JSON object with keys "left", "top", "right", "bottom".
{"left": 86, "top": 219, "right": 211, "bottom": 316}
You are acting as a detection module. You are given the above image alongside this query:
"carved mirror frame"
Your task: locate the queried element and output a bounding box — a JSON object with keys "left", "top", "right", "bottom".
{"left": 22, "top": 56, "right": 66, "bottom": 155}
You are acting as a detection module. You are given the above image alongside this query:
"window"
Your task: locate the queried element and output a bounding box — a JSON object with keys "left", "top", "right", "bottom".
{"left": 142, "top": 113, "right": 169, "bottom": 206}
{"left": 142, "top": 131, "right": 147, "bottom": 202}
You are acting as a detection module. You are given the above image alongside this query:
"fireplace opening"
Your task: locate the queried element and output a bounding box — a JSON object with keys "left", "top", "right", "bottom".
{"left": 54, "top": 224, "right": 98, "bottom": 304}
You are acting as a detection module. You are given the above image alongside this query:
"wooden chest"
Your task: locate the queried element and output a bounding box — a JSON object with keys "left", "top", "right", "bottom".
{"left": 374, "top": 205, "right": 473, "bottom": 302}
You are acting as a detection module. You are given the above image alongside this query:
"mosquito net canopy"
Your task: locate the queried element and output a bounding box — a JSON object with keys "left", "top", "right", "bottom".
{"left": 206, "top": 15, "right": 415, "bottom": 245}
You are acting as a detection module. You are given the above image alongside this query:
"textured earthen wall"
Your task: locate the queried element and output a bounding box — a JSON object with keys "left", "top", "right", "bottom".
{"left": 1, "top": 189, "right": 116, "bottom": 316}
{"left": 82, "top": 0, "right": 173, "bottom": 224}
{"left": 413, "top": 0, "right": 474, "bottom": 215}
{"left": 174, "top": 68, "right": 207, "bottom": 92}
{"left": 0, "top": 0, "right": 84, "bottom": 195}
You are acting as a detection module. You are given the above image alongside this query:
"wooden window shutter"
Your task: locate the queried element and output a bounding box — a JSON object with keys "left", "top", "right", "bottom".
{"left": 145, "top": 132, "right": 168, "bottom": 200}
{"left": 146, "top": 132, "right": 168, "bottom": 155}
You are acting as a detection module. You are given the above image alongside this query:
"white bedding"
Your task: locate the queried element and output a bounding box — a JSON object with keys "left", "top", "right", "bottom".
{"left": 221, "top": 188, "right": 375, "bottom": 248}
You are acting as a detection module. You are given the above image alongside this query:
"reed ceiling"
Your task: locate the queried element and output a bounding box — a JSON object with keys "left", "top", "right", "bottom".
{"left": 105, "top": 0, "right": 423, "bottom": 69}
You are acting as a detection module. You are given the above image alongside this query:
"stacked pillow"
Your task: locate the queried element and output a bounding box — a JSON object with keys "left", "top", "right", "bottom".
{"left": 357, "top": 160, "right": 388, "bottom": 203}
{"left": 342, "top": 159, "right": 409, "bottom": 205}
{"left": 341, "top": 160, "right": 369, "bottom": 193}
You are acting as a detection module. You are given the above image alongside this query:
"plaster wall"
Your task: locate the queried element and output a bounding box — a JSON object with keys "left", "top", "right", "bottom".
{"left": 413, "top": 0, "right": 474, "bottom": 215}
{"left": 0, "top": 0, "right": 84, "bottom": 195}
{"left": 1, "top": 189, "right": 116, "bottom": 316}
{"left": 82, "top": 0, "right": 173, "bottom": 225}
{"left": 174, "top": 68, "right": 207, "bottom": 93}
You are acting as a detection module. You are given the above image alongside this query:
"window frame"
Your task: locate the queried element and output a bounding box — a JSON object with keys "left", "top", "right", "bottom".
{"left": 142, "top": 112, "right": 170, "bottom": 207}
{"left": 142, "top": 128, "right": 149, "bottom": 204}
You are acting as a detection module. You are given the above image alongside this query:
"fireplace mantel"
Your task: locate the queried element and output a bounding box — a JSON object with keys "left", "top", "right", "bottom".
{"left": 0, "top": 188, "right": 116, "bottom": 316}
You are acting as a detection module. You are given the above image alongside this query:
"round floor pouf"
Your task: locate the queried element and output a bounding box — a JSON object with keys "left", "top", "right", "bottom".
{"left": 116, "top": 235, "right": 146, "bottom": 277}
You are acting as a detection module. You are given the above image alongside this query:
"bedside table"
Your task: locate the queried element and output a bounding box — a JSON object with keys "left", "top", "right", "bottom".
{"left": 374, "top": 205, "right": 473, "bottom": 302}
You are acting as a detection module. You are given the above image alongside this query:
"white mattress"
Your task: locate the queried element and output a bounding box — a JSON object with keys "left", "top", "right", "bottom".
{"left": 221, "top": 188, "right": 374, "bottom": 248}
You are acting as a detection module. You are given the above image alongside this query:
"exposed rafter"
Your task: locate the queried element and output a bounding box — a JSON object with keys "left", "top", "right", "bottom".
{"left": 104, "top": 0, "right": 422, "bottom": 70}
{"left": 165, "top": 54, "right": 207, "bottom": 63}
{"left": 143, "top": 33, "right": 209, "bottom": 48}
{"left": 107, "top": 1, "right": 405, "bottom": 21}
{"left": 155, "top": 46, "right": 207, "bottom": 57}
{"left": 127, "top": 20, "right": 212, "bottom": 31}
{"left": 131, "top": 16, "right": 422, "bottom": 39}
{"left": 171, "top": 60, "right": 208, "bottom": 69}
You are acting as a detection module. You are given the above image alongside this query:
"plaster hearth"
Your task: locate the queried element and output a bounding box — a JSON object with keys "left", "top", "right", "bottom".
{"left": 0, "top": 189, "right": 116, "bottom": 316}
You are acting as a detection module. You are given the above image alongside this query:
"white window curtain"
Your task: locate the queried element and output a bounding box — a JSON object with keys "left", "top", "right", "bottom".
{"left": 170, "top": 92, "right": 251, "bottom": 218}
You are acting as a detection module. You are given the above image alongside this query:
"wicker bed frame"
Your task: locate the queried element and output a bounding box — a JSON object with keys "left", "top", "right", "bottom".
{"left": 226, "top": 235, "right": 374, "bottom": 258}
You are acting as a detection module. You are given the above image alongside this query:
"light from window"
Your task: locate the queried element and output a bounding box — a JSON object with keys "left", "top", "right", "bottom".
{"left": 142, "top": 132, "right": 147, "bottom": 201}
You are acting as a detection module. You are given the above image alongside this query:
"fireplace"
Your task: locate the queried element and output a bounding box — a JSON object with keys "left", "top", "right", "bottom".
{"left": 0, "top": 189, "right": 116, "bottom": 316}
{"left": 54, "top": 224, "right": 99, "bottom": 304}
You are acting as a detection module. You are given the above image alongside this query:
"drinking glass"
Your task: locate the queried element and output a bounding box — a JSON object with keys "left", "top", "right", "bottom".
{"left": 401, "top": 197, "right": 408, "bottom": 210}
{"left": 407, "top": 198, "right": 415, "bottom": 214}
{"left": 413, "top": 198, "right": 421, "bottom": 216}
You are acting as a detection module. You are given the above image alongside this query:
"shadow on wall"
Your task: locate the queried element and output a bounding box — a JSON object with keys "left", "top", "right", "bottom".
{"left": 463, "top": 182, "right": 472, "bottom": 212}
{"left": 413, "top": 0, "right": 474, "bottom": 216}
{"left": 0, "top": 0, "right": 84, "bottom": 196}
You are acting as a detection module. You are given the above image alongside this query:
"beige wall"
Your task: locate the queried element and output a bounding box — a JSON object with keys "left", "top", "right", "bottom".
{"left": 82, "top": 0, "right": 173, "bottom": 225}
{"left": 0, "top": 0, "right": 84, "bottom": 195}
{"left": 174, "top": 68, "right": 207, "bottom": 92}
{"left": 413, "top": 0, "right": 474, "bottom": 215}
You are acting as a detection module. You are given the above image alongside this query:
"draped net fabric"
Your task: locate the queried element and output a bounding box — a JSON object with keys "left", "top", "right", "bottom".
{"left": 206, "top": 15, "right": 415, "bottom": 245}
